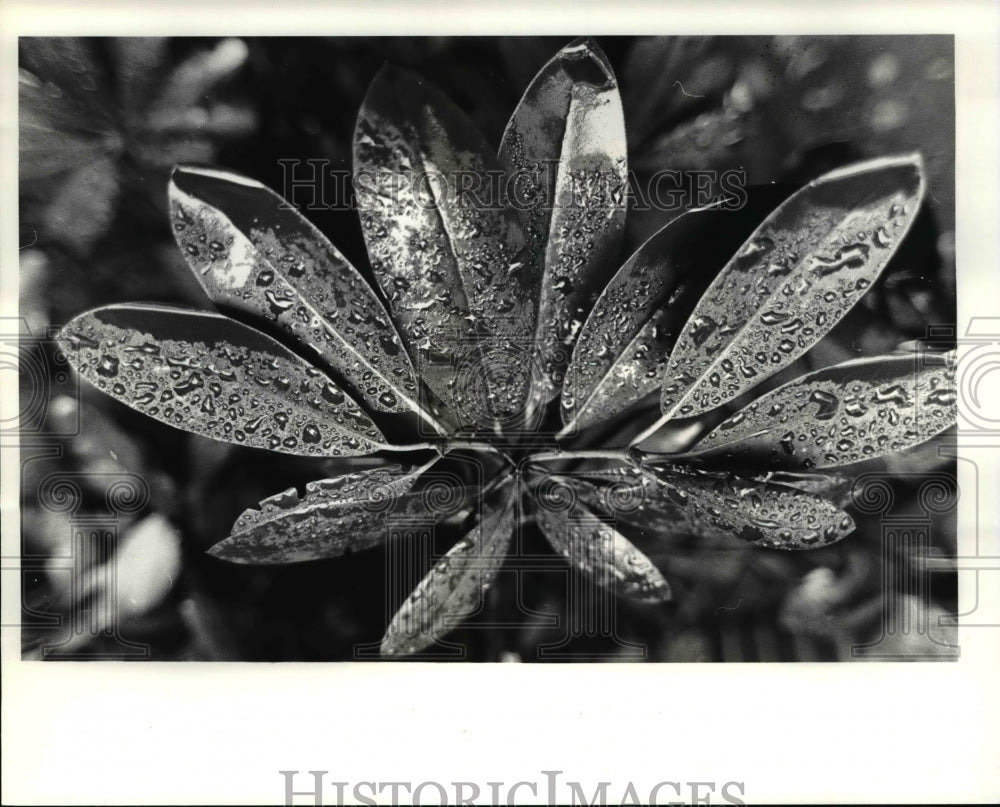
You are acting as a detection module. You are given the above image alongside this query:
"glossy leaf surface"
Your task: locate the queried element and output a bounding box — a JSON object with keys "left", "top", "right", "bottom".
{"left": 355, "top": 66, "right": 532, "bottom": 426}
{"left": 659, "top": 155, "right": 925, "bottom": 421}
{"left": 499, "top": 38, "right": 628, "bottom": 416}
{"left": 210, "top": 464, "right": 468, "bottom": 564}
{"left": 381, "top": 483, "right": 516, "bottom": 656}
{"left": 556, "top": 464, "right": 855, "bottom": 550}
{"left": 169, "top": 166, "right": 422, "bottom": 416}
{"left": 533, "top": 476, "right": 671, "bottom": 602}
{"left": 563, "top": 202, "right": 765, "bottom": 433}
{"left": 57, "top": 304, "right": 385, "bottom": 458}
{"left": 690, "top": 350, "right": 956, "bottom": 470}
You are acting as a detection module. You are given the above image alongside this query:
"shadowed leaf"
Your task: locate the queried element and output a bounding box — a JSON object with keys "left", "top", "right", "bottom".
{"left": 532, "top": 476, "right": 671, "bottom": 602}
{"left": 555, "top": 464, "right": 855, "bottom": 550}
{"left": 57, "top": 303, "right": 386, "bottom": 458}
{"left": 499, "top": 38, "right": 628, "bottom": 418}
{"left": 169, "top": 166, "right": 426, "bottom": 419}
{"left": 354, "top": 66, "right": 532, "bottom": 427}
{"left": 381, "top": 482, "right": 516, "bottom": 656}
{"left": 689, "top": 350, "right": 956, "bottom": 470}
{"left": 210, "top": 464, "right": 468, "bottom": 564}
{"left": 657, "top": 155, "right": 925, "bottom": 422}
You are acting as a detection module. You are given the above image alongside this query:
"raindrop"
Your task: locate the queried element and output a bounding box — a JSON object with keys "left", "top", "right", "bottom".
{"left": 872, "top": 227, "right": 893, "bottom": 248}
{"left": 735, "top": 237, "right": 774, "bottom": 270}
{"left": 926, "top": 388, "right": 956, "bottom": 406}
{"left": 844, "top": 397, "right": 868, "bottom": 417}
{"left": 174, "top": 372, "right": 204, "bottom": 396}
{"left": 760, "top": 310, "right": 791, "bottom": 326}
{"left": 810, "top": 243, "right": 870, "bottom": 276}
{"left": 688, "top": 315, "right": 718, "bottom": 347}
{"left": 874, "top": 384, "right": 910, "bottom": 407}
{"left": 96, "top": 355, "right": 120, "bottom": 378}
{"left": 809, "top": 390, "right": 839, "bottom": 420}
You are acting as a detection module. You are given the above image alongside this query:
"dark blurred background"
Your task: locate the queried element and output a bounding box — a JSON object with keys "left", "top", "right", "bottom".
{"left": 19, "top": 35, "right": 957, "bottom": 661}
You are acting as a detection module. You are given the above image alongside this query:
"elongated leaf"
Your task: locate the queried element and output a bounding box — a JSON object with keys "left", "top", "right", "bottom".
{"left": 532, "top": 476, "right": 671, "bottom": 602}
{"left": 57, "top": 304, "right": 386, "bottom": 458}
{"left": 169, "top": 166, "right": 424, "bottom": 418}
{"left": 563, "top": 200, "right": 776, "bottom": 433}
{"left": 229, "top": 464, "right": 419, "bottom": 536}
{"left": 658, "top": 155, "right": 925, "bottom": 421}
{"left": 354, "top": 66, "right": 532, "bottom": 426}
{"left": 499, "top": 38, "right": 628, "bottom": 417}
{"left": 210, "top": 465, "right": 469, "bottom": 564}
{"left": 689, "top": 350, "right": 956, "bottom": 470}
{"left": 381, "top": 482, "right": 516, "bottom": 656}
{"left": 553, "top": 464, "right": 855, "bottom": 550}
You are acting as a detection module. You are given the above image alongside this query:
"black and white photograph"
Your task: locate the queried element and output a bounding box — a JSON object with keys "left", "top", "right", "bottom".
{"left": 16, "top": 32, "right": 963, "bottom": 663}
{"left": 3, "top": 2, "right": 998, "bottom": 805}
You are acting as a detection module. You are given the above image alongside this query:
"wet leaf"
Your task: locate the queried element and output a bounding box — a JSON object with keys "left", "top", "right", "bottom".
{"left": 210, "top": 464, "right": 469, "bottom": 564}
{"left": 689, "top": 350, "right": 956, "bottom": 470}
{"left": 57, "top": 303, "right": 386, "bottom": 458}
{"left": 381, "top": 482, "right": 516, "bottom": 656}
{"left": 557, "top": 464, "right": 855, "bottom": 550}
{"left": 354, "top": 66, "right": 532, "bottom": 426}
{"left": 532, "top": 476, "right": 671, "bottom": 602}
{"left": 169, "top": 166, "right": 425, "bottom": 418}
{"left": 750, "top": 471, "right": 855, "bottom": 509}
{"left": 563, "top": 202, "right": 760, "bottom": 434}
{"left": 499, "top": 38, "right": 628, "bottom": 416}
{"left": 658, "top": 155, "right": 925, "bottom": 422}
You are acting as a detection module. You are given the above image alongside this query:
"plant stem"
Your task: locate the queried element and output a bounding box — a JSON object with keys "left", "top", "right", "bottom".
{"left": 415, "top": 405, "right": 450, "bottom": 437}
{"left": 525, "top": 449, "right": 637, "bottom": 465}
{"left": 629, "top": 411, "right": 673, "bottom": 447}
{"left": 380, "top": 439, "right": 519, "bottom": 468}
{"left": 443, "top": 441, "right": 517, "bottom": 468}
{"left": 378, "top": 441, "right": 439, "bottom": 453}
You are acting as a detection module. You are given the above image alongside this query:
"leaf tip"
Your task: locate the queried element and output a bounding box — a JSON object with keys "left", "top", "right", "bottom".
{"left": 206, "top": 540, "right": 242, "bottom": 563}
{"left": 558, "top": 38, "right": 616, "bottom": 89}
{"left": 379, "top": 630, "right": 424, "bottom": 659}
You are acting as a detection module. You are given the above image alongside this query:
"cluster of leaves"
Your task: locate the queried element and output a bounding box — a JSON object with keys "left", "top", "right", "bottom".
{"left": 54, "top": 38, "right": 957, "bottom": 657}
{"left": 20, "top": 36, "right": 255, "bottom": 257}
